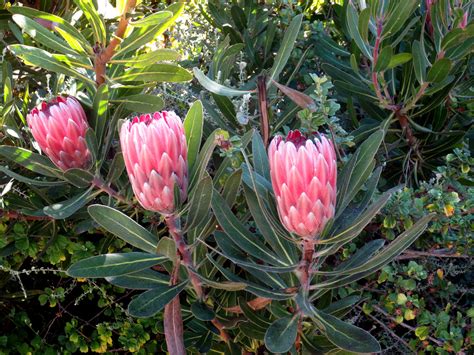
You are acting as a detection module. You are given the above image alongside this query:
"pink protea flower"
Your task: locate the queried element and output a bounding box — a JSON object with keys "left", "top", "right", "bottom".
{"left": 268, "top": 130, "right": 337, "bottom": 239}
{"left": 27, "top": 96, "right": 91, "bottom": 171}
{"left": 120, "top": 111, "right": 188, "bottom": 215}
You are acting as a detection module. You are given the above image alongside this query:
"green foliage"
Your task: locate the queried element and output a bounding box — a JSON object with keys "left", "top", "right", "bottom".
{"left": 0, "top": 1, "right": 472, "bottom": 354}
{"left": 312, "top": 0, "right": 473, "bottom": 183}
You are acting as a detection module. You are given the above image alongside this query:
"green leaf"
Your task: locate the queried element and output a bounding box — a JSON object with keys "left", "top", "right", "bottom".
{"left": 43, "top": 187, "right": 93, "bottom": 219}
{"left": 111, "top": 49, "right": 180, "bottom": 68}
{"left": 0, "top": 166, "right": 63, "bottom": 187}
{"left": 85, "top": 129, "right": 98, "bottom": 166}
{"left": 73, "top": 0, "right": 106, "bottom": 45}
{"left": 114, "top": 64, "right": 192, "bottom": 82}
{"left": 337, "top": 129, "right": 384, "bottom": 215}
{"left": 185, "top": 174, "right": 213, "bottom": 231}
{"left": 374, "top": 46, "right": 393, "bottom": 72}
{"left": 129, "top": 11, "right": 172, "bottom": 27}
{"left": 91, "top": 84, "right": 109, "bottom": 146}
{"left": 269, "top": 14, "right": 303, "bottom": 82}
{"left": 382, "top": 0, "right": 418, "bottom": 39}
{"left": 212, "top": 94, "right": 238, "bottom": 127}
{"left": 230, "top": 5, "right": 246, "bottom": 31}
{"left": 264, "top": 316, "right": 298, "bottom": 353}
{"left": 191, "top": 302, "right": 215, "bottom": 321}
{"left": 184, "top": 100, "right": 204, "bottom": 174}
{"left": 8, "top": 6, "right": 92, "bottom": 55}
{"left": 415, "top": 326, "right": 430, "bottom": 340}
{"left": 8, "top": 45, "right": 95, "bottom": 86}
{"left": 88, "top": 204, "right": 158, "bottom": 254}
{"left": 115, "top": 94, "right": 164, "bottom": 113}
{"left": 358, "top": 8, "right": 371, "bottom": 43}
{"left": 346, "top": 4, "right": 372, "bottom": 59}
{"left": 315, "top": 215, "right": 433, "bottom": 289}
{"left": 211, "top": 190, "right": 286, "bottom": 266}
{"left": 63, "top": 168, "right": 94, "bottom": 188}
{"left": 12, "top": 14, "right": 80, "bottom": 57}
{"left": 68, "top": 252, "right": 168, "bottom": 278}
{"left": 127, "top": 281, "right": 187, "bottom": 318}
{"left": 313, "top": 310, "right": 381, "bottom": 353}
{"left": 251, "top": 130, "right": 270, "bottom": 181}
{"left": 324, "top": 192, "right": 391, "bottom": 245}
{"left": 427, "top": 58, "right": 452, "bottom": 83}
{"left": 114, "top": 3, "right": 184, "bottom": 58}
{"left": 0, "top": 146, "right": 59, "bottom": 177}
{"left": 193, "top": 67, "right": 253, "bottom": 97}
{"left": 189, "top": 129, "right": 218, "bottom": 189}
{"left": 412, "top": 40, "right": 427, "bottom": 84}
{"left": 106, "top": 269, "right": 169, "bottom": 289}
{"left": 106, "top": 152, "right": 125, "bottom": 183}
{"left": 387, "top": 53, "right": 412, "bottom": 69}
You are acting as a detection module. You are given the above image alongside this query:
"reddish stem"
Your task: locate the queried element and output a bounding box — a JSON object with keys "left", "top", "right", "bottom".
{"left": 94, "top": 0, "right": 137, "bottom": 86}
{"left": 165, "top": 215, "right": 204, "bottom": 299}
{"left": 0, "top": 210, "right": 53, "bottom": 221}
{"left": 298, "top": 238, "right": 315, "bottom": 293}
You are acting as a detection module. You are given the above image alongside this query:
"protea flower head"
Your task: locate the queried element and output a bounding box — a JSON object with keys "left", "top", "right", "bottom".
{"left": 120, "top": 111, "right": 188, "bottom": 215}
{"left": 268, "top": 130, "right": 337, "bottom": 239}
{"left": 27, "top": 96, "right": 91, "bottom": 171}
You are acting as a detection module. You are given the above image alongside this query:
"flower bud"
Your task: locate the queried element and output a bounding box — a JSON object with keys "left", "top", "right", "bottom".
{"left": 27, "top": 96, "right": 91, "bottom": 171}
{"left": 268, "top": 130, "right": 337, "bottom": 239}
{"left": 120, "top": 111, "right": 188, "bottom": 215}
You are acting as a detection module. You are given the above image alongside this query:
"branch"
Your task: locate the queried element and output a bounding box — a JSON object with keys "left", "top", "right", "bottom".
{"left": 94, "top": 0, "right": 137, "bottom": 86}
{"left": 397, "top": 249, "right": 471, "bottom": 260}
{"left": 372, "top": 305, "right": 444, "bottom": 347}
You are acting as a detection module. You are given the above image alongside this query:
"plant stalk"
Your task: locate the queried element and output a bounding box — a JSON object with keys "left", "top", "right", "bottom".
{"left": 165, "top": 215, "right": 204, "bottom": 299}
{"left": 94, "top": 0, "right": 137, "bottom": 86}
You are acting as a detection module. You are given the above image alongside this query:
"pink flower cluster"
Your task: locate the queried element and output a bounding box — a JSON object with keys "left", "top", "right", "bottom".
{"left": 28, "top": 97, "right": 337, "bottom": 236}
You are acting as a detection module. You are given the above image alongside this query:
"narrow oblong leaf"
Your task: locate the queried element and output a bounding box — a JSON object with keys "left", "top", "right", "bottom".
{"left": 111, "top": 49, "right": 180, "bottom": 68}
{"left": 211, "top": 191, "right": 286, "bottom": 266}
{"left": 387, "top": 53, "right": 413, "bottom": 69}
{"left": 184, "top": 100, "right": 204, "bottom": 174}
{"left": 67, "top": 252, "right": 168, "bottom": 278}
{"left": 269, "top": 14, "right": 303, "bottom": 82}
{"left": 106, "top": 269, "right": 169, "bottom": 289}
{"left": 88, "top": 204, "right": 158, "bottom": 254}
{"left": 127, "top": 281, "right": 187, "bottom": 317}
{"left": 313, "top": 310, "right": 381, "bottom": 353}
{"left": 115, "top": 94, "right": 164, "bottom": 113}
{"left": 129, "top": 11, "right": 172, "bottom": 27}
{"left": 427, "top": 58, "right": 452, "bottom": 83}
{"left": 0, "top": 166, "right": 63, "bottom": 187}
{"left": 193, "top": 67, "right": 253, "bottom": 97}
{"left": 9, "top": 45, "right": 95, "bottom": 86}
{"left": 264, "top": 316, "right": 299, "bottom": 353}
{"left": 0, "top": 145, "right": 60, "bottom": 177}
{"left": 374, "top": 46, "right": 393, "bottom": 72}
{"left": 43, "top": 187, "right": 93, "bottom": 219}
{"left": 114, "top": 64, "right": 192, "bottom": 83}
{"left": 185, "top": 174, "right": 213, "bottom": 231}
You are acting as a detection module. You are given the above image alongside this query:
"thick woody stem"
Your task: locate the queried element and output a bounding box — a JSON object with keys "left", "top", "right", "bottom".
{"left": 164, "top": 215, "right": 231, "bottom": 343}
{"left": 94, "top": 0, "right": 137, "bottom": 86}
{"left": 164, "top": 215, "right": 204, "bottom": 299}
{"left": 298, "top": 238, "right": 315, "bottom": 293}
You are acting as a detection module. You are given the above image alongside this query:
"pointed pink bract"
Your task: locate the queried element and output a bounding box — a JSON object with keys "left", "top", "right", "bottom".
{"left": 268, "top": 130, "right": 337, "bottom": 239}
{"left": 27, "top": 96, "right": 91, "bottom": 171}
{"left": 120, "top": 111, "right": 188, "bottom": 215}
